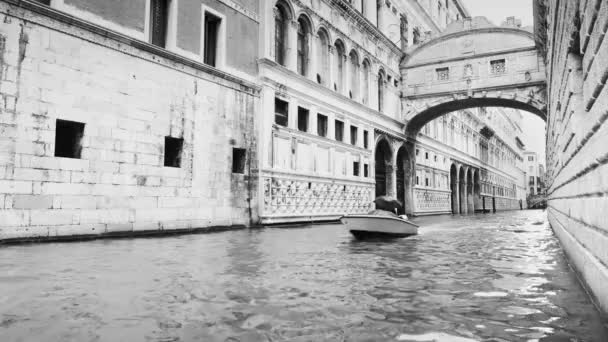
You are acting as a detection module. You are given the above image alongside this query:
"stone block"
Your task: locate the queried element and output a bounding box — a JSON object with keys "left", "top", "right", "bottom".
{"left": 29, "top": 210, "right": 77, "bottom": 226}
{"left": 12, "top": 195, "right": 54, "bottom": 209}
{"left": 0, "top": 180, "right": 33, "bottom": 194}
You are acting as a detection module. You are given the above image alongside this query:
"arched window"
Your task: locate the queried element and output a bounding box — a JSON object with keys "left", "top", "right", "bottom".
{"left": 362, "top": 59, "right": 370, "bottom": 104}
{"left": 274, "top": 3, "right": 289, "bottom": 66}
{"left": 297, "top": 16, "right": 311, "bottom": 76}
{"left": 334, "top": 40, "right": 345, "bottom": 92}
{"left": 316, "top": 29, "right": 330, "bottom": 85}
{"left": 377, "top": 70, "right": 385, "bottom": 112}
{"left": 349, "top": 50, "right": 359, "bottom": 100}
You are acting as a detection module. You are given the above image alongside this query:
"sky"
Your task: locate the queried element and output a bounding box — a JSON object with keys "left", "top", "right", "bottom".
{"left": 460, "top": 0, "right": 545, "bottom": 163}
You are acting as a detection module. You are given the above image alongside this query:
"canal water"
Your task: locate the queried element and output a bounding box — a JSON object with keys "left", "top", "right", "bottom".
{"left": 0, "top": 210, "right": 606, "bottom": 341}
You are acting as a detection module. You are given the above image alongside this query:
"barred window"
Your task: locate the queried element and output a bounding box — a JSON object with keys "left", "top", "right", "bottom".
{"left": 490, "top": 59, "right": 506, "bottom": 74}
{"left": 436, "top": 67, "right": 449, "bottom": 81}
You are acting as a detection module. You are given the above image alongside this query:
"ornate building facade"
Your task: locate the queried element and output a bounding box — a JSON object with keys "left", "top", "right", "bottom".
{"left": 413, "top": 107, "right": 526, "bottom": 215}
{"left": 257, "top": 0, "right": 470, "bottom": 223}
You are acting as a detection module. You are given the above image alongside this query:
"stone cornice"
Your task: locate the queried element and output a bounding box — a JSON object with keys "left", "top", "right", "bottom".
{"left": 402, "top": 46, "right": 538, "bottom": 69}
{"left": 403, "top": 80, "right": 547, "bottom": 100}
{"left": 9, "top": 0, "right": 260, "bottom": 95}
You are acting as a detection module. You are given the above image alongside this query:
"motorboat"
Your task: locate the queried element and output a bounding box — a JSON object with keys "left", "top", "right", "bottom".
{"left": 341, "top": 210, "right": 419, "bottom": 239}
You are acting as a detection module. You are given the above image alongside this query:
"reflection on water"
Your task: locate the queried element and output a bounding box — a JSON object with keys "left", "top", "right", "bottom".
{"left": 0, "top": 210, "right": 606, "bottom": 341}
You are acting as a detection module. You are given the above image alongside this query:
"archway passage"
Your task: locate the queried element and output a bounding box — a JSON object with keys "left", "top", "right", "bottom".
{"left": 396, "top": 146, "right": 412, "bottom": 215}
{"left": 400, "top": 17, "right": 547, "bottom": 136}
{"left": 450, "top": 164, "right": 458, "bottom": 214}
{"left": 375, "top": 139, "right": 392, "bottom": 198}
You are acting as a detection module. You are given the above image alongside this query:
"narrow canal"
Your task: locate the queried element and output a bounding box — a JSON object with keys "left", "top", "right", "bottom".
{"left": 0, "top": 210, "right": 606, "bottom": 341}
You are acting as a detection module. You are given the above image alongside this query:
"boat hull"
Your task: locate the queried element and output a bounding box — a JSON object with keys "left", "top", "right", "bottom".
{"left": 341, "top": 215, "right": 418, "bottom": 239}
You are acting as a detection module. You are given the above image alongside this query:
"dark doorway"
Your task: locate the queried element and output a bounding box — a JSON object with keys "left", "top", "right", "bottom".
{"left": 396, "top": 147, "right": 411, "bottom": 214}
{"left": 375, "top": 139, "right": 391, "bottom": 197}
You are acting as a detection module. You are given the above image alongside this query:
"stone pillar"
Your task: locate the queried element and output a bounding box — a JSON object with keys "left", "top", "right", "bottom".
{"left": 327, "top": 46, "right": 335, "bottom": 89}
{"left": 462, "top": 178, "right": 468, "bottom": 214}
{"left": 286, "top": 20, "right": 298, "bottom": 72}
{"left": 454, "top": 179, "right": 460, "bottom": 214}
{"left": 310, "top": 105, "right": 318, "bottom": 135}
{"left": 328, "top": 112, "right": 336, "bottom": 140}
{"left": 387, "top": 163, "right": 397, "bottom": 198}
{"left": 345, "top": 53, "right": 352, "bottom": 98}
{"left": 287, "top": 98, "right": 298, "bottom": 129}
{"left": 344, "top": 119, "right": 351, "bottom": 145}
{"left": 308, "top": 34, "right": 318, "bottom": 82}
{"left": 371, "top": 70, "right": 379, "bottom": 111}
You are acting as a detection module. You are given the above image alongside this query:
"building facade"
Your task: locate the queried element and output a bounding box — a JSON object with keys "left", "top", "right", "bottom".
{"left": 535, "top": 0, "right": 608, "bottom": 312}
{"left": 257, "top": 0, "right": 471, "bottom": 223}
{"left": 414, "top": 106, "right": 525, "bottom": 216}
{"left": 0, "top": 0, "right": 260, "bottom": 240}
{"left": 0, "top": 0, "right": 533, "bottom": 241}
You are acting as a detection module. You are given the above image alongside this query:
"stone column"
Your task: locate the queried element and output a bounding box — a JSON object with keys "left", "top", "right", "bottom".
{"left": 287, "top": 20, "right": 298, "bottom": 72}
{"left": 327, "top": 45, "right": 335, "bottom": 89}
{"left": 462, "top": 178, "right": 468, "bottom": 214}
{"left": 387, "top": 163, "right": 396, "bottom": 198}
{"left": 345, "top": 53, "right": 352, "bottom": 98}
{"left": 310, "top": 105, "right": 318, "bottom": 135}
{"left": 454, "top": 179, "right": 460, "bottom": 214}
{"left": 308, "top": 33, "right": 318, "bottom": 82}
{"left": 371, "top": 70, "right": 379, "bottom": 111}
{"left": 288, "top": 98, "right": 298, "bottom": 129}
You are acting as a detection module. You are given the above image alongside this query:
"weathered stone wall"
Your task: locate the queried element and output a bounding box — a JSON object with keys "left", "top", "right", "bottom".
{"left": 0, "top": 2, "right": 258, "bottom": 241}
{"left": 540, "top": 0, "right": 608, "bottom": 313}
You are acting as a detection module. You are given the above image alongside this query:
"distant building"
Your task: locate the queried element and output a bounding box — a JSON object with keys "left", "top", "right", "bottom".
{"left": 523, "top": 151, "right": 545, "bottom": 196}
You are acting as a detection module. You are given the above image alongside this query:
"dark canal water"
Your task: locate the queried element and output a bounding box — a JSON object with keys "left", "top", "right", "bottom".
{"left": 0, "top": 210, "right": 606, "bottom": 341}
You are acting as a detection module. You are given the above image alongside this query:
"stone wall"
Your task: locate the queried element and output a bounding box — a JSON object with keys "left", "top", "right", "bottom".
{"left": 0, "top": 2, "right": 258, "bottom": 241}
{"left": 539, "top": 0, "right": 608, "bottom": 313}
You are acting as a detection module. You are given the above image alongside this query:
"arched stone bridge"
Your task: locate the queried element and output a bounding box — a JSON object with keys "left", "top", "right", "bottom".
{"left": 401, "top": 17, "right": 547, "bottom": 136}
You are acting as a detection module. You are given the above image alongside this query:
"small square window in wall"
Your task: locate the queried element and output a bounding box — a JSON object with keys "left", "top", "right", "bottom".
{"left": 353, "top": 161, "right": 360, "bottom": 176}
{"left": 297, "top": 107, "right": 309, "bottom": 132}
{"left": 275, "top": 98, "right": 289, "bottom": 127}
{"left": 436, "top": 67, "right": 449, "bottom": 81}
{"left": 425, "top": 152, "right": 429, "bottom": 159}
{"left": 164, "top": 136, "right": 183, "bottom": 168}
{"left": 232, "top": 148, "right": 246, "bottom": 174}
{"left": 55, "top": 119, "right": 85, "bottom": 159}
{"left": 490, "top": 59, "right": 506, "bottom": 74}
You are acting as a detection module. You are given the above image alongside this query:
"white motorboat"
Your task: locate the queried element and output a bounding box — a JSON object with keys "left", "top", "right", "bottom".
{"left": 340, "top": 212, "right": 419, "bottom": 239}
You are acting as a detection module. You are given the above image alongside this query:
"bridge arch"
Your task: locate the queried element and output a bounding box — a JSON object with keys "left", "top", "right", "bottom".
{"left": 401, "top": 17, "right": 547, "bottom": 136}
